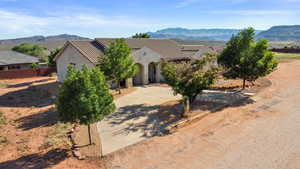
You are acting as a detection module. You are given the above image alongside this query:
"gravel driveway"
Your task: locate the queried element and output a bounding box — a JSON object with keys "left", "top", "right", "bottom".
{"left": 97, "top": 86, "right": 180, "bottom": 155}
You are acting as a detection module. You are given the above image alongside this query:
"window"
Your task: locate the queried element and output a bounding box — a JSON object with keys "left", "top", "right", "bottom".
{"left": 8, "top": 65, "right": 21, "bottom": 70}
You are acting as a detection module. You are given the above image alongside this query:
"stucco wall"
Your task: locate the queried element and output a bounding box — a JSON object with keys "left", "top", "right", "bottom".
{"left": 56, "top": 44, "right": 95, "bottom": 82}
{"left": 131, "top": 47, "right": 163, "bottom": 84}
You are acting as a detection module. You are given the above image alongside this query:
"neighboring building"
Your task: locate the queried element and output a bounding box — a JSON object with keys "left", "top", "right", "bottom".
{"left": 54, "top": 38, "right": 215, "bottom": 85}
{"left": 0, "top": 51, "right": 40, "bottom": 71}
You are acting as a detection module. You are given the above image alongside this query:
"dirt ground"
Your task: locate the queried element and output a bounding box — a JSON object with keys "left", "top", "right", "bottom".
{"left": 0, "top": 59, "right": 299, "bottom": 169}
{"left": 100, "top": 59, "right": 300, "bottom": 169}
{"left": 0, "top": 77, "right": 103, "bottom": 169}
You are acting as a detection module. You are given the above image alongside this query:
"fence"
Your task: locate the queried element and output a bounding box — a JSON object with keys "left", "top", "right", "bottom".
{"left": 272, "top": 48, "right": 300, "bottom": 53}
{"left": 0, "top": 68, "right": 56, "bottom": 79}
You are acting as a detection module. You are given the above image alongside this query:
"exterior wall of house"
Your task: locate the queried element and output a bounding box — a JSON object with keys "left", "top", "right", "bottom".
{"left": 56, "top": 46, "right": 165, "bottom": 86}
{"left": 56, "top": 44, "right": 95, "bottom": 82}
{"left": 131, "top": 47, "right": 163, "bottom": 85}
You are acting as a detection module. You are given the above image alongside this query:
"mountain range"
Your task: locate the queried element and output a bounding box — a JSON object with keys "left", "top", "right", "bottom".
{"left": 0, "top": 25, "right": 299, "bottom": 49}
{"left": 256, "top": 25, "right": 300, "bottom": 41}
{"left": 148, "top": 28, "right": 262, "bottom": 41}
{"left": 0, "top": 34, "right": 90, "bottom": 45}
{"left": 148, "top": 25, "right": 300, "bottom": 41}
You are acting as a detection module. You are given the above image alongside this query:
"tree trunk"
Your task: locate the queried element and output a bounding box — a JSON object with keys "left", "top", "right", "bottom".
{"left": 87, "top": 124, "right": 92, "bottom": 145}
{"left": 242, "top": 78, "right": 246, "bottom": 90}
{"left": 117, "top": 80, "right": 121, "bottom": 94}
{"left": 183, "top": 97, "right": 190, "bottom": 117}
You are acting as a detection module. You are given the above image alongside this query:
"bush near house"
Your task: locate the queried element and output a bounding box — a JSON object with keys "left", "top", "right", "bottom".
{"left": 161, "top": 55, "right": 218, "bottom": 116}
{"left": 98, "top": 38, "right": 138, "bottom": 94}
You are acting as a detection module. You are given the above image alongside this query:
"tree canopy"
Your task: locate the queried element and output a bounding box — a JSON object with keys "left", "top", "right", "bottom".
{"left": 12, "top": 43, "right": 47, "bottom": 62}
{"left": 218, "top": 27, "right": 278, "bottom": 89}
{"left": 47, "top": 48, "right": 61, "bottom": 67}
{"left": 161, "top": 55, "right": 218, "bottom": 115}
{"left": 132, "top": 33, "right": 151, "bottom": 38}
{"left": 57, "top": 65, "right": 116, "bottom": 144}
{"left": 98, "top": 38, "right": 138, "bottom": 93}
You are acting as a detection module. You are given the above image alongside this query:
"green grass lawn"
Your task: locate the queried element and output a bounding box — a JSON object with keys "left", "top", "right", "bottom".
{"left": 274, "top": 52, "right": 300, "bottom": 60}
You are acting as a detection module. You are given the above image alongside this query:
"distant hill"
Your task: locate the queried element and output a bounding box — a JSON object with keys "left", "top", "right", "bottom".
{"left": 0, "top": 34, "right": 90, "bottom": 45}
{"left": 256, "top": 25, "right": 300, "bottom": 41}
{"left": 148, "top": 28, "right": 263, "bottom": 41}
{"left": 0, "top": 34, "right": 90, "bottom": 51}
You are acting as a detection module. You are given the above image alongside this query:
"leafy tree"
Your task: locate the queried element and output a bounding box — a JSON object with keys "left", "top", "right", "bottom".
{"left": 12, "top": 43, "right": 47, "bottom": 62}
{"left": 57, "top": 65, "right": 116, "bottom": 145}
{"left": 30, "top": 63, "right": 38, "bottom": 69}
{"left": 98, "top": 38, "right": 138, "bottom": 94}
{"left": 218, "top": 27, "right": 278, "bottom": 89}
{"left": 132, "top": 33, "right": 151, "bottom": 38}
{"left": 48, "top": 48, "right": 61, "bottom": 67}
{"left": 161, "top": 55, "right": 218, "bottom": 116}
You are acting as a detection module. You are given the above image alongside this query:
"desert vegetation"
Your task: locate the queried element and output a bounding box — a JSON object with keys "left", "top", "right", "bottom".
{"left": 57, "top": 65, "right": 116, "bottom": 148}
{"left": 218, "top": 27, "right": 278, "bottom": 89}
{"left": 98, "top": 38, "right": 138, "bottom": 94}
{"left": 161, "top": 55, "right": 218, "bottom": 115}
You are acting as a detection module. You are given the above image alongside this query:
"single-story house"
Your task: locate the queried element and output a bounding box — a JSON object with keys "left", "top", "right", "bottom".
{"left": 54, "top": 38, "right": 215, "bottom": 86}
{"left": 0, "top": 51, "right": 40, "bottom": 71}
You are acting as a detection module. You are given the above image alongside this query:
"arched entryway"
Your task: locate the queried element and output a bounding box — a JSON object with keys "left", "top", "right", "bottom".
{"left": 148, "top": 62, "right": 156, "bottom": 83}
{"left": 133, "top": 63, "right": 144, "bottom": 85}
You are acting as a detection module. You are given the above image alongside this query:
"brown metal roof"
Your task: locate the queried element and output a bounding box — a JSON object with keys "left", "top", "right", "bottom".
{"left": 95, "top": 38, "right": 183, "bottom": 59}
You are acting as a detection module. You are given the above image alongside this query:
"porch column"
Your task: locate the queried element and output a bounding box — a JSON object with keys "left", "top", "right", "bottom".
{"left": 155, "top": 63, "right": 161, "bottom": 83}
{"left": 143, "top": 63, "right": 149, "bottom": 85}
{"left": 125, "top": 78, "right": 133, "bottom": 88}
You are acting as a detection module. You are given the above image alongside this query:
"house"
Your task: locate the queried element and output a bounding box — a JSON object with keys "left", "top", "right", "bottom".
{"left": 0, "top": 51, "right": 40, "bottom": 71}
{"left": 54, "top": 38, "right": 215, "bottom": 86}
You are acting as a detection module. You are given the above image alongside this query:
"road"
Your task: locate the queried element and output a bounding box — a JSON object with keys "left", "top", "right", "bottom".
{"left": 103, "top": 60, "right": 300, "bottom": 169}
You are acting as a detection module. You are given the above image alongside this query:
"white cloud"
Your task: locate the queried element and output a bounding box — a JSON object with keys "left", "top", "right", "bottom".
{"left": 0, "top": 9, "right": 163, "bottom": 38}
{"left": 209, "top": 10, "right": 298, "bottom": 16}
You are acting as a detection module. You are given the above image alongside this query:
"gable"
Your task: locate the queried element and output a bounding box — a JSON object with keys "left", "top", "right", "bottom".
{"left": 131, "top": 47, "right": 162, "bottom": 63}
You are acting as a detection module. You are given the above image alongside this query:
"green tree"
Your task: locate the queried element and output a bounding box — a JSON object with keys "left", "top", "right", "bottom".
{"left": 12, "top": 43, "right": 47, "bottom": 62}
{"left": 30, "top": 63, "right": 38, "bottom": 69}
{"left": 132, "top": 33, "right": 151, "bottom": 38}
{"left": 48, "top": 48, "right": 61, "bottom": 67}
{"left": 57, "top": 65, "right": 116, "bottom": 145}
{"left": 218, "top": 27, "right": 278, "bottom": 89}
{"left": 161, "top": 55, "right": 218, "bottom": 116}
{"left": 98, "top": 38, "right": 138, "bottom": 94}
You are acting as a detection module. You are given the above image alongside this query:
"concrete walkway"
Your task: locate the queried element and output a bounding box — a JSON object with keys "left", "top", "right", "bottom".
{"left": 97, "top": 86, "right": 180, "bottom": 155}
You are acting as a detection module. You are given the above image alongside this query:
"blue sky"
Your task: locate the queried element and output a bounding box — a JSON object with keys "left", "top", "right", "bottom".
{"left": 0, "top": 0, "right": 299, "bottom": 39}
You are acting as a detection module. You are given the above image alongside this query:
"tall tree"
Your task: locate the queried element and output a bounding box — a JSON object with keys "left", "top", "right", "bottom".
{"left": 57, "top": 65, "right": 116, "bottom": 146}
{"left": 12, "top": 43, "right": 47, "bottom": 62}
{"left": 161, "top": 55, "right": 218, "bottom": 116}
{"left": 132, "top": 33, "right": 151, "bottom": 38}
{"left": 98, "top": 38, "right": 138, "bottom": 94}
{"left": 218, "top": 27, "right": 278, "bottom": 89}
{"left": 47, "top": 48, "right": 61, "bottom": 67}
